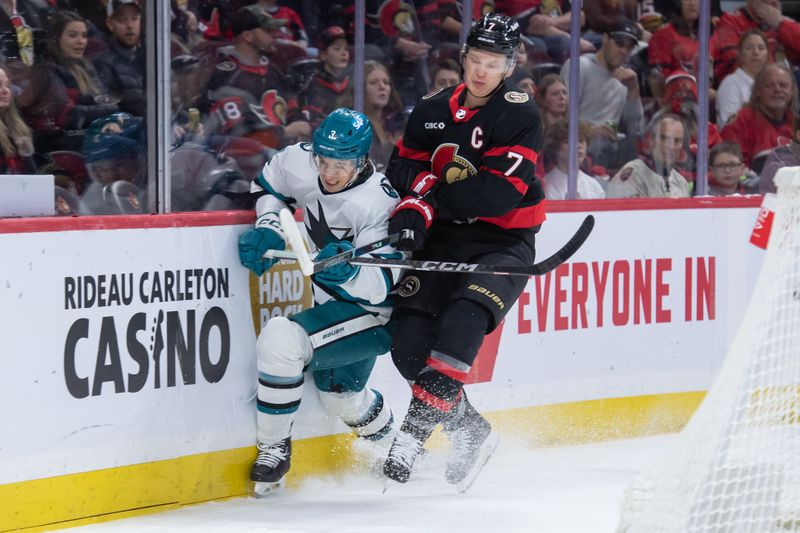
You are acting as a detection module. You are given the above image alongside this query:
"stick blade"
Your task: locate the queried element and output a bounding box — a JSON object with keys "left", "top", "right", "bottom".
{"left": 279, "top": 208, "right": 314, "bottom": 277}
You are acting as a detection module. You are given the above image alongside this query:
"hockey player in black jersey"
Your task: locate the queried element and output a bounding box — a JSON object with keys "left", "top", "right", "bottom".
{"left": 382, "top": 12, "right": 545, "bottom": 491}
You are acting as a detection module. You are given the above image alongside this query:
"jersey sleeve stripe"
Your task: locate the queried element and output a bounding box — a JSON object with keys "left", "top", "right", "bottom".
{"left": 484, "top": 145, "right": 539, "bottom": 164}
{"left": 479, "top": 201, "right": 547, "bottom": 229}
{"left": 482, "top": 166, "right": 529, "bottom": 195}
{"left": 256, "top": 171, "right": 292, "bottom": 204}
{"left": 397, "top": 137, "right": 432, "bottom": 162}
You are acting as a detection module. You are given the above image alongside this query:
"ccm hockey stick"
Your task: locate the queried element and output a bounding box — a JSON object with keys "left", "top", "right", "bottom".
{"left": 348, "top": 214, "right": 594, "bottom": 277}
{"left": 263, "top": 208, "right": 403, "bottom": 276}
{"left": 268, "top": 209, "right": 594, "bottom": 277}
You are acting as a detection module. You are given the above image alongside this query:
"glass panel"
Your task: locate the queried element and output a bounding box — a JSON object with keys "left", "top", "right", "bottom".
{"left": 4, "top": 1, "right": 147, "bottom": 216}
{"left": 555, "top": 3, "right": 699, "bottom": 200}
{"left": 504, "top": 0, "right": 607, "bottom": 200}
{"left": 712, "top": 1, "right": 798, "bottom": 196}
{"left": 169, "top": 2, "right": 314, "bottom": 212}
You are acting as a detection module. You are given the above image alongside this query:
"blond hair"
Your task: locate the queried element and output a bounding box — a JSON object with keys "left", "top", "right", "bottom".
{"left": 0, "top": 64, "right": 32, "bottom": 158}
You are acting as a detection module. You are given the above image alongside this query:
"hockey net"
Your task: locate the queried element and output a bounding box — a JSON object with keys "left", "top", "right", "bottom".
{"left": 617, "top": 167, "right": 800, "bottom": 533}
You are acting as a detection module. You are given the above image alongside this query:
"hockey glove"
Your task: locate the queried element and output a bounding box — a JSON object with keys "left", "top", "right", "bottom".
{"left": 238, "top": 213, "right": 286, "bottom": 276}
{"left": 408, "top": 171, "right": 440, "bottom": 197}
{"left": 313, "top": 241, "right": 360, "bottom": 286}
{"left": 389, "top": 196, "right": 435, "bottom": 251}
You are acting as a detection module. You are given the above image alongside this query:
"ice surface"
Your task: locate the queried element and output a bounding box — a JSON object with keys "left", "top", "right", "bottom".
{"left": 72, "top": 434, "right": 675, "bottom": 533}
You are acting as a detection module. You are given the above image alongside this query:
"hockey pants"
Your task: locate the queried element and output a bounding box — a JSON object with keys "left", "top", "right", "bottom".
{"left": 255, "top": 300, "right": 393, "bottom": 445}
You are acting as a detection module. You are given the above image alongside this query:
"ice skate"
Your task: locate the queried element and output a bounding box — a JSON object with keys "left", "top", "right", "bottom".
{"left": 443, "top": 398, "right": 499, "bottom": 492}
{"left": 250, "top": 438, "right": 291, "bottom": 497}
{"left": 252, "top": 478, "right": 285, "bottom": 498}
{"left": 382, "top": 430, "right": 424, "bottom": 484}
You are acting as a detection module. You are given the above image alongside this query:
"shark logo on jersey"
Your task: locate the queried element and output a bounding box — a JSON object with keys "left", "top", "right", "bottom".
{"left": 305, "top": 201, "right": 354, "bottom": 250}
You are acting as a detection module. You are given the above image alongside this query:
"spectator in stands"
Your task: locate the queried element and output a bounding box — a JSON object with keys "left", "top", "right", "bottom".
{"left": 582, "top": 0, "right": 645, "bottom": 46}
{"left": 496, "top": 0, "right": 594, "bottom": 63}
{"left": 428, "top": 0, "right": 492, "bottom": 44}
{"left": 716, "top": 29, "right": 769, "bottom": 126}
{"left": 648, "top": 0, "right": 700, "bottom": 85}
{"left": 429, "top": 58, "right": 460, "bottom": 92}
{"left": 0, "top": 0, "right": 53, "bottom": 66}
{"left": 173, "top": 1, "right": 206, "bottom": 54}
{"left": 534, "top": 73, "right": 568, "bottom": 131}
{"left": 560, "top": 17, "right": 644, "bottom": 170}
{"left": 710, "top": 0, "right": 800, "bottom": 87}
{"left": 0, "top": 63, "right": 34, "bottom": 174}
{"left": 606, "top": 113, "right": 691, "bottom": 198}
{"left": 19, "top": 10, "right": 119, "bottom": 154}
{"left": 654, "top": 0, "right": 721, "bottom": 21}
{"left": 203, "top": 4, "right": 310, "bottom": 149}
{"left": 363, "top": 60, "right": 403, "bottom": 171}
{"left": 707, "top": 141, "right": 746, "bottom": 196}
{"left": 252, "top": 0, "right": 309, "bottom": 48}
{"left": 760, "top": 116, "right": 800, "bottom": 194}
{"left": 171, "top": 57, "right": 211, "bottom": 154}
{"left": 542, "top": 120, "right": 605, "bottom": 200}
{"left": 94, "top": 0, "right": 145, "bottom": 117}
{"left": 658, "top": 71, "right": 721, "bottom": 166}
{"left": 363, "top": 1, "right": 432, "bottom": 106}
{"left": 170, "top": 142, "right": 253, "bottom": 212}
{"left": 299, "top": 26, "right": 352, "bottom": 125}
{"left": 80, "top": 128, "right": 144, "bottom": 215}
{"left": 721, "top": 63, "right": 797, "bottom": 170}
{"left": 509, "top": 66, "right": 536, "bottom": 100}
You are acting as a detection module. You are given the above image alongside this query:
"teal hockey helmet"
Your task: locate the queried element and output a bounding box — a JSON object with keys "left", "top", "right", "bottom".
{"left": 312, "top": 108, "right": 372, "bottom": 163}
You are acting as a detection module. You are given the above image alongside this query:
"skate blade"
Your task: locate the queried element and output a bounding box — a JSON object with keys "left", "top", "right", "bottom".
{"left": 456, "top": 432, "right": 499, "bottom": 494}
{"left": 253, "top": 478, "right": 285, "bottom": 498}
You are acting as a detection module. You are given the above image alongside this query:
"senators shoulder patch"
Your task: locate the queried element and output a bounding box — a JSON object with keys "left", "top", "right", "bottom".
{"left": 504, "top": 91, "right": 529, "bottom": 103}
{"left": 618, "top": 166, "right": 634, "bottom": 182}
{"left": 422, "top": 87, "right": 444, "bottom": 100}
{"left": 216, "top": 61, "right": 236, "bottom": 72}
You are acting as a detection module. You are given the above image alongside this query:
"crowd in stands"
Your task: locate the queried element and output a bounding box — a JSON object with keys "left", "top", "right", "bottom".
{"left": 1, "top": 0, "right": 799, "bottom": 216}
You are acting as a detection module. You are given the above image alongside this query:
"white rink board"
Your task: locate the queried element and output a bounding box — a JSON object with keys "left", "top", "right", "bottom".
{"left": 0, "top": 206, "right": 764, "bottom": 486}
{"left": 0, "top": 224, "right": 259, "bottom": 484}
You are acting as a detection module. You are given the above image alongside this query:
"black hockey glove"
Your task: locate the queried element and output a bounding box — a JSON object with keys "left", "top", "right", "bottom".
{"left": 389, "top": 196, "right": 434, "bottom": 251}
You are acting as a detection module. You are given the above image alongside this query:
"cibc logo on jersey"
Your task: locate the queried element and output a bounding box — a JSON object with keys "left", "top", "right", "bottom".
{"left": 432, "top": 143, "right": 478, "bottom": 184}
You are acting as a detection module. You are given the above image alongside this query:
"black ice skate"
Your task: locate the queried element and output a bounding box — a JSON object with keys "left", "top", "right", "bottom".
{"left": 443, "top": 397, "right": 499, "bottom": 492}
{"left": 250, "top": 438, "right": 291, "bottom": 497}
{"left": 383, "top": 430, "right": 424, "bottom": 484}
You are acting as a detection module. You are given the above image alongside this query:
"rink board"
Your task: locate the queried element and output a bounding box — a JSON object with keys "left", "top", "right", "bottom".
{"left": 0, "top": 198, "right": 764, "bottom": 531}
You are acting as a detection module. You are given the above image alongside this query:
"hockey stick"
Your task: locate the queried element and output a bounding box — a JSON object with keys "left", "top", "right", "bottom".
{"left": 269, "top": 210, "right": 594, "bottom": 277}
{"left": 347, "top": 214, "right": 595, "bottom": 277}
{"left": 263, "top": 208, "right": 404, "bottom": 276}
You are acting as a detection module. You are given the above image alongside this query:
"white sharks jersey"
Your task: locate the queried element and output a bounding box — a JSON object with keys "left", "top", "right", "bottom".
{"left": 251, "top": 142, "right": 403, "bottom": 314}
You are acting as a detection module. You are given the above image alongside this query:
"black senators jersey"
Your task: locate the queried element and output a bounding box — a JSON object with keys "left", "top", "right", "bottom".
{"left": 387, "top": 81, "right": 545, "bottom": 230}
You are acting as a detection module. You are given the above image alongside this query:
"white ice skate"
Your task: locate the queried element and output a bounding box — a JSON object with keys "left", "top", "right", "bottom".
{"left": 443, "top": 397, "right": 500, "bottom": 493}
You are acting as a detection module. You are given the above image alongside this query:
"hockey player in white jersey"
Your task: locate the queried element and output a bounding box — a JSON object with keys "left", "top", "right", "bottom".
{"left": 237, "top": 108, "right": 403, "bottom": 496}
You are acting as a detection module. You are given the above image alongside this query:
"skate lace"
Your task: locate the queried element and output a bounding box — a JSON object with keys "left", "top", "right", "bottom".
{"left": 450, "top": 425, "right": 474, "bottom": 459}
{"left": 388, "top": 431, "right": 422, "bottom": 468}
{"left": 255, "top": 442, "right": 288, "bottom": 469}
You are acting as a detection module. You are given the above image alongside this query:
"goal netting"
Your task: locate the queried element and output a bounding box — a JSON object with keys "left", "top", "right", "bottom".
{"left": 617, "top": 167, "right": 800, "bottom": 533}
